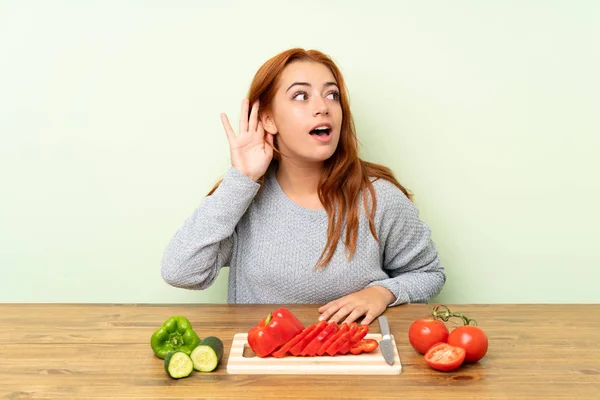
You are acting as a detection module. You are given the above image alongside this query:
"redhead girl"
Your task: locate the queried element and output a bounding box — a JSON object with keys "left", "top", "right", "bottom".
{"left": 161, "top": 48, "right": 446, "bottom": 325}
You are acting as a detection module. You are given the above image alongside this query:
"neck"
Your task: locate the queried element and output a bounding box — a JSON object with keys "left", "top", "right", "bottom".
{"left": 275, "top": 158, "right": 324, "bottom": 197}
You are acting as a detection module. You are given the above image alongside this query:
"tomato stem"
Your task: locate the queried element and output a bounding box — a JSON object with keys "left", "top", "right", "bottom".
{"left": 427, "top": 304, "right": 478, "bottom": 326}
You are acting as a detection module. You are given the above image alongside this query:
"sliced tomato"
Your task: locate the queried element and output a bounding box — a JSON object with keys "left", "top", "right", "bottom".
{"left": 424, "top": 342, "right": 466, "bottom": 372}
{"left": 290, "top": 320, "right": 327, "bottom": 356}
{"left": 272, "top": 324, "right": 316, "bottom": 358}
{"left": 350, "top": 338, "right": 379, "bottom": 355}
{"left": 317, "top": 323, "right": 349, "bottom": 356}
{"left": 301, "top": 321, "right": 338, "bottom": 356}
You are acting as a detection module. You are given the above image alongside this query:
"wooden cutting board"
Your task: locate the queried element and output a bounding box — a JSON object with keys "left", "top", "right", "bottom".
{"left": 226, "top": 333, "right": 402, "bottom": 375}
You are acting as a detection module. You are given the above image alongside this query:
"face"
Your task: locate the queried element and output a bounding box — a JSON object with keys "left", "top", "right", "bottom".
{"left": 262, "top": 61, "right": 343, "bottom": 164}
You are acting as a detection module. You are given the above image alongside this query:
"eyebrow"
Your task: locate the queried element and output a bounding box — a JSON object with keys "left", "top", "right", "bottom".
{"left": 285, "top": 81, "right": 339, "bottom": 92}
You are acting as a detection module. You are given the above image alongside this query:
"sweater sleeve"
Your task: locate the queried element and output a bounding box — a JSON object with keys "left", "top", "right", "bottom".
{"left": 366, "top": 182, "right": 446, "bottom": 306}
{"left": 161, "top": 167, "right": 260, "bottom": 290}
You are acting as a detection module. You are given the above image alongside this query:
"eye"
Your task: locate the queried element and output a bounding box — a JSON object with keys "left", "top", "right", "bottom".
{"left": 292, "top": 91, "right": 308, "bottom": 101}
{"left": 326, "top": 91, "right": 340, "bottom": 101}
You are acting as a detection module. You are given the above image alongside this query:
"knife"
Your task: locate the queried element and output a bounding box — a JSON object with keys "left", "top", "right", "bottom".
{"left": 378, "top": 316, "right": 395, "bottom": 365}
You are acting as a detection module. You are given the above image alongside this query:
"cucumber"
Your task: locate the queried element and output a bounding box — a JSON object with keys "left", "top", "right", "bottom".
{"left": 164, "top": 351, "right": 194, "bottom": 379}
{"left": 190, "top": 336, "right": 224, "bottom": 372}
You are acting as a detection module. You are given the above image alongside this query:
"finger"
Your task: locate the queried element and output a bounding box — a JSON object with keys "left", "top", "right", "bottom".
{"left": 328, "top": 305, "right": 353, "bottom": 324}
{"left": 257, "top": 120, "right": 265, "bottom": 136}
{"left": 248, "top": 99, "right": 260, "bottom": 133}
{"left": 220, "top": 113, "right": 236, "bottom": 143}
{"left": 359, "top": 310, "right": 380, "bottom": 326}
{"left": 318, "top": 302, "right": 340, "bottom": 322}
{"left": 343, "top": 308, "right": 367, "bottom": 325}
{"left": 318, "top": 301, "right": 334, "bottom": 314}
{"left": 239, "top": 98, "right": 249, "bottom": 134}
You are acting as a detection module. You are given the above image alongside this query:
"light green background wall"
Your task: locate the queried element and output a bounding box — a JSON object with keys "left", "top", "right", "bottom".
{"left": 1, "top": 1, "right": 599, "bottom": 304}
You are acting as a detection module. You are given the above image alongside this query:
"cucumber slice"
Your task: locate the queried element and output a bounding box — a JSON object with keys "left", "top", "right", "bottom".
{"left": 190, "top": 336, "right": 224, "bottom": 372}
{"left": 164, "top": 351, "right": 194, "bottom": 379}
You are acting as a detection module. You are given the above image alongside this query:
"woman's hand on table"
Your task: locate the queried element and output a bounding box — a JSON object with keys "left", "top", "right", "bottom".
{"left": 317, "top": 286, "right": 395, "bottom": 325}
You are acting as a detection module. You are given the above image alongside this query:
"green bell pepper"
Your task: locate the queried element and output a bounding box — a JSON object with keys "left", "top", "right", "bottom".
{"left": 151, "top": 316, "right": 201, "bottom": 359}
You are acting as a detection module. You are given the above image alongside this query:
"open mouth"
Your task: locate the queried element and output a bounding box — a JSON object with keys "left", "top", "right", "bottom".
{"left": 309, "top": 126, "right": 331, "bottom": 137}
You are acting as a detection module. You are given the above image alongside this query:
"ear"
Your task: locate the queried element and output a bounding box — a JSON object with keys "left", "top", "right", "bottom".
{"left": 260, "top": 112, "right": 278, "bottom": 135}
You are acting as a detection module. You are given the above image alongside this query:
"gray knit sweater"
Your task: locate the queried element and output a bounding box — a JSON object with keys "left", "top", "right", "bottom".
{"left": 161, "top": 165, "right": 445, "bottom": 306}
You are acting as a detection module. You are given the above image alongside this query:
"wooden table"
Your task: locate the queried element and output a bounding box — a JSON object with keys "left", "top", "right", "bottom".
{"left": 1, "top": 304, "right": 599, "bottom": 399}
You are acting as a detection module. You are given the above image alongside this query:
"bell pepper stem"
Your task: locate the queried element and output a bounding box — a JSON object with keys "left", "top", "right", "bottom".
{"left": 170, "top": 331, "right": 184, "bottom": 347}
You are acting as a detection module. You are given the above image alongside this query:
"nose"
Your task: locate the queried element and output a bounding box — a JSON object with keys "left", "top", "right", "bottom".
{"left": 312, "top": 96, "right": 329, "bottom": 116}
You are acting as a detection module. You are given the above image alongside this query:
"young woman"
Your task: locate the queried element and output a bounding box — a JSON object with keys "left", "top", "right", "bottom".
{"left": 161, "top": 48, "right": 445, "bottom": 326}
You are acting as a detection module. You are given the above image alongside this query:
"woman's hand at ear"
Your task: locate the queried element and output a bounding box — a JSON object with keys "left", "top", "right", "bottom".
{"left": 317, "top": 286, "right": 396, "bottom": 326}
{"left": 221, "top": 99, "right": 275, "bottom": 182}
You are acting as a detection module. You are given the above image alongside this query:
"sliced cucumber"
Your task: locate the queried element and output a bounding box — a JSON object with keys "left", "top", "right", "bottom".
{"left": 164, "top": 351, "right": 194, "bottom": 379}
{"left": 190, "top": 336, "right": 224, "bottom": 372}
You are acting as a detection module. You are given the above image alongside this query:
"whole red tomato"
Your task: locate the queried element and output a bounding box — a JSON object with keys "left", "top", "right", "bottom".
{"left": 447, "top": 325, "right": 488, "bottom": 363}
{"left": 408, "top": 318, "right": 449, "bottom": 354}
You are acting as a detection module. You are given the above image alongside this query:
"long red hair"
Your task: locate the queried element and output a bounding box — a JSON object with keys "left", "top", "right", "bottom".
{"left": 209, "top": 48, "right": 413, "bottom": 268}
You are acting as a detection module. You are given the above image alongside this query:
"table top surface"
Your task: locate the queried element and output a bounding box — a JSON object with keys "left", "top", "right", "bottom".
{"left": 1, "top": 303, "right": 599, "bottom": 399}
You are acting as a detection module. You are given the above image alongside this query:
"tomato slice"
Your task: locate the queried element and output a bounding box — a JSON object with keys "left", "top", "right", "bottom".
{"left": 290, "top": 320, "right": 327, "bottom": 356}
{"left": 272, "top": 324, "right": 316, "bottom": 358}
{"left": 301, "top": 321, "right": 338, "bottom": 356}
{"left": 317, "top": 323, "right": 349, "bottom": 356}
{"left": 424, "top": 342, "right": 466, "bottom": 372}
{"left": 349, "top": 338, "right": 379, "bottom": 355}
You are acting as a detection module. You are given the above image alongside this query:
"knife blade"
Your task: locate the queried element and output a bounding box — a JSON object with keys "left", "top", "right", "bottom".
{"left": 378, "top": 316, "right": 395, "bottom": 365}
